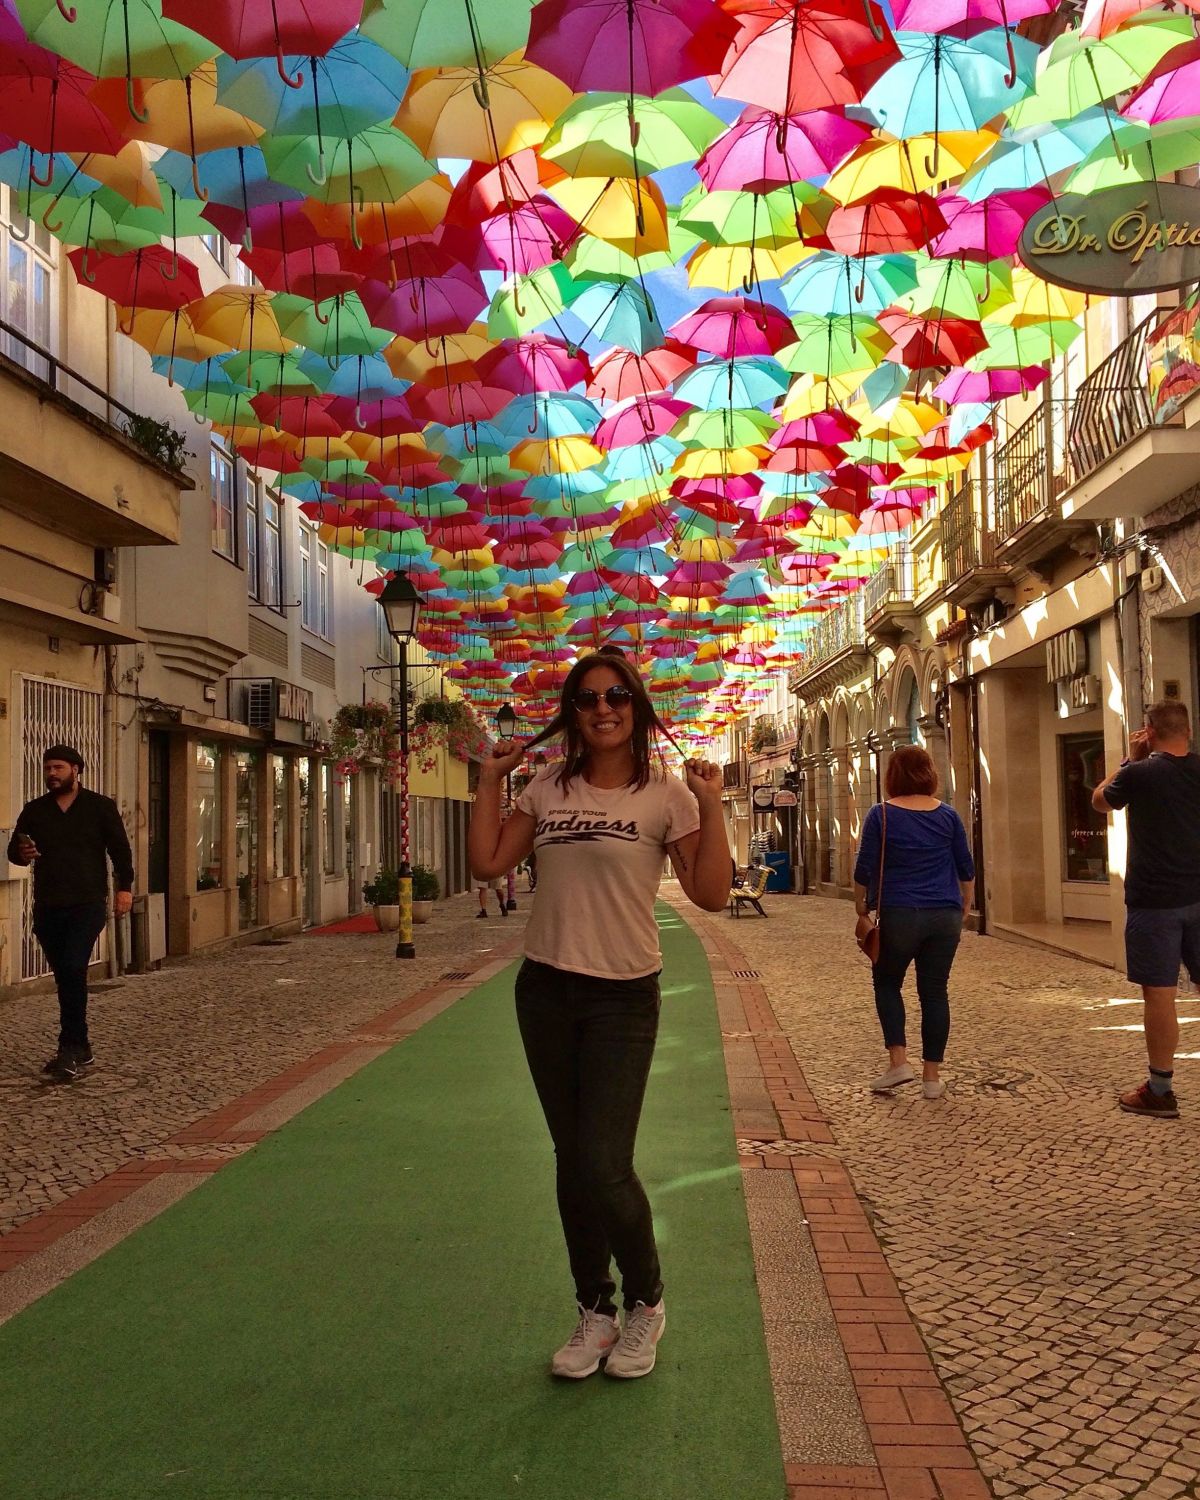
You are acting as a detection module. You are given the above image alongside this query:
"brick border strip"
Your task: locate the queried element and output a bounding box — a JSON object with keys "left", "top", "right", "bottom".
{"left": 0, "top": 931, "right": 526, "bottom": 1286}
{"left": 681, "top": 905, "right": 992, "bottom": 1500}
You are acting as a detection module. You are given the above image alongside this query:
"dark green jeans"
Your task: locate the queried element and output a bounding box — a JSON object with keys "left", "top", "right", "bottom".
{"left": 515, "top": 958, "right": 663, "bottom": 1315}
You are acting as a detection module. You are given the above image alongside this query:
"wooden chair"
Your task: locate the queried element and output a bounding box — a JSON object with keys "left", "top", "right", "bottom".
{"left": 730, "top": 864, "right": 770, "bottom": 918}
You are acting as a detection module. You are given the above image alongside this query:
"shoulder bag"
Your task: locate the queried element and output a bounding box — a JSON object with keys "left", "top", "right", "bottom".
{"left": 855, "top": 803, "right": 887, "bottom": 965}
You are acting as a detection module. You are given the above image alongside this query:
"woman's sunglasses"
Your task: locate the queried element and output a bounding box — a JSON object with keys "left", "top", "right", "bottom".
{"left": 573, "top": 686, "right": 634, "bottom": 712}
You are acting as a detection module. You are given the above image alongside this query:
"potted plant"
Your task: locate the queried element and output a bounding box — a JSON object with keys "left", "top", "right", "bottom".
{"left": 362, "top": 868, "right": 401, "bottom": 931}
{"left": 410, "top": 864, "right": 439, "bottom": 924}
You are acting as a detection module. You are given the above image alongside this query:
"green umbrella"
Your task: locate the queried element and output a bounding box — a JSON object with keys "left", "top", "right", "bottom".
{"left": 272, "top": 293, "right": 392, "bottom": 358}
{"left": 487, "top": 262, "right": 577, "bottom": 341}
{"left": 26, "top": 189, "right": 157, "bottom": 251}
{"left": 780, "top": 314, "right": 892, "bottom": 377}
{"left": 1007, "top": 12, "right": 1193, "bottom": 130}
{"left": 221, "top": 349, "right": 331, "bottom": 394}
{"left": 542, "top": 90, "right": 723, "bottom": 178}
{"left": 262, "top": 126, "right": 435, "bottom": 206}
{"left": 567, "top": 209, "right": 701, "bottom": 283}
{"left": 183, "top": 389, "right": 265, "bottom": 426}
{"left": 672, "top": 407, "right": 778, "bottom": 448}
{"left": 360, "top": 0, "right": 532, "bottom": 70}
{"left": 1066, "top": 119, "right": 1200, "bottom": 192}
{"left": 975, "top": 318, "right": 1081, "bottom": 368}
{"left": 678, "top": 184, "right": 825, "bottom": 250}
{"left": 904, "top": 255, "right": 1014, "bottom": 321}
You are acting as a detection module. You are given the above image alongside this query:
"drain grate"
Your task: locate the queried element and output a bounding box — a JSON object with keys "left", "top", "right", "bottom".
{"left": 441, "top": 970, "right": 472, "bottom": 980}
{"left": 731, "top": 969, "right": 760, "bottom": 979}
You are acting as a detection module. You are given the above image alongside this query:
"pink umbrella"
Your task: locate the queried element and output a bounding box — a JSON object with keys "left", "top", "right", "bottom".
{"left": 594, "top": 396, "right": 690, "bottom": 448}
{"left": 587, "top": 341, "right": 696, "bottom": 401}
{"left": 931, "top": 188, "right": 1051, "bottom": 261}
{"left": 670, "top": 296, "right": 795, "bottom": 357}
{"left": 240, "top": 244, "right": 362, "bottom": 302}
{"left": 327, "top": 395, "right": 419, "bottom": 436}
{"left": 933, "top": 365, "right": 1047, "bottom": 403}
{"left": 526, "top": 0, "right": 738, "bottom": 97}
{"left": 479, "top": 335, "right": 592, "bottom": 394}
{"left": 477, "top": 199, "right": 579, "bottom": 277}
{"left": 1123, "top": 39, "right": 1200, "bottom": 124}
{"left": 408, "top": 383, "right": 515, "bottom": 425}
{"left": 892, "top": 0, "right": 1056, "bottom": 27}
{"left": 697, "top": 107, "right": 872, "bottom": 191}
{"left": 358, "top": 268, "right": 487, "bottom": 340}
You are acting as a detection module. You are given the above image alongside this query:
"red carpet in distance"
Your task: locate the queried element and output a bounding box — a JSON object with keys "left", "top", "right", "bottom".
{"left": 305, "top": 913, "right": 380, "bottom": 935}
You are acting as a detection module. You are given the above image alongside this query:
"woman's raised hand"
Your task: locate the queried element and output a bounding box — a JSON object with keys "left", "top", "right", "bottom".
{"left": 480, "top": 738, "right": 527, "bottom": 781}
{"left": 684, "top": 758, "right": 722, "bottom": 802}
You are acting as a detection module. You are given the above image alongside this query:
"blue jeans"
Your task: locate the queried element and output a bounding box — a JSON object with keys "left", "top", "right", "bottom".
{"left": 515, "top": 958, "right": 662, "bottom": 1314}
{"left": 872, "top": 907, "right": 962, "bottom": 1064}
{"left": 31, "top": 901, "right": 107, "bottom": 1052}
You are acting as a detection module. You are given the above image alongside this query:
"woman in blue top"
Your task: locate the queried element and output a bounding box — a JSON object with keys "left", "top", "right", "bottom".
{"left": 853, "top": 745, "right": 976, "bottom": 1099}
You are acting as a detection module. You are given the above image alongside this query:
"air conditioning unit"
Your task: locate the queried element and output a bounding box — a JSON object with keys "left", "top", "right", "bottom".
{"left": 245, "top": 680, "right": 275, "bottom": 729}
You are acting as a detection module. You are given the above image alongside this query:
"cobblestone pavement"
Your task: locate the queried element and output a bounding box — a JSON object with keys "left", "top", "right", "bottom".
{"left": 692, "top": 895, "right": 1200, "bottom": 1500}
{"left": 0, "top": 897, "right": 526, "bottom": 1237}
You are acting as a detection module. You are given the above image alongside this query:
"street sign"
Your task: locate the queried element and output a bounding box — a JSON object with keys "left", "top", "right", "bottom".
{"left": 751, "top": 785, "right": 775, "bottom": 810}
{"left": 773, "top": 789, "right": 798, "bottom": 808}
{"left": 1020, "top": 185, "right": 1200, "bottom": 295}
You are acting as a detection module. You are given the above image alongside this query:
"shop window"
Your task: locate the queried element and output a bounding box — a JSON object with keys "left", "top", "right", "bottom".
{"left": 272, "top": 758, "right": 287, "bottom": 877}
{"left": 235, "top": 750, "right": 261, "bottom": 929}
{"left": 195, "top": 742, "right": 222, "bottom": 889}
{"left": 1060, "top": 733, "right": 1108, "bottom": 883}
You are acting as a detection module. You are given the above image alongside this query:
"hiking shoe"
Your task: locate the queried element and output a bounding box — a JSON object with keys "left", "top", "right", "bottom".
{"left": 605, "top": 1300, "right": 667, "bottom": 1379}
{"left": 43, "top": 1050, "right": 79, "bottom": 1080}
{"left": 1119, "top": 1082, "right": 1179, "bottom": 1119}
{"left": 476, "top": 910, "right": 488, "bottom": 919}
{"left": 922, "top": 1079, "right": 946, "bottom": 1100}
{"left": 550, "top": 1306, "right": 620, "bottom": 1380}
{"left": 871, "top": 1062, "right": 915, "bottom": 1093}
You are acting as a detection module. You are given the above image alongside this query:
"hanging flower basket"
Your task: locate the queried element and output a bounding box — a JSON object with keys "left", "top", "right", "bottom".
{"left": 410, "top": 697, "right": 490, "bottom": 774}
{"left": 331, "top": 701, "right": 403, "bottom": 785}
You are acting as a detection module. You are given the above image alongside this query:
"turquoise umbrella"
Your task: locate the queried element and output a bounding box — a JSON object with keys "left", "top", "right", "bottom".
{"left": 781, "top": 253, "right": 919, "bottom": 316}
{"left": 672, "top": 357, "right": 789, "bottom": 409}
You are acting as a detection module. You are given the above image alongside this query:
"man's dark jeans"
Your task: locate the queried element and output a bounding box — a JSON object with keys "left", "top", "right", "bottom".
{"left": 872, "top": 907, "right": 962, "bottom": 1064}
{"left": 515, "top": 958, "right": 662, "bottom": 1315}
{"left": 32, "top": 901, "right": 107, "bottom": 1052}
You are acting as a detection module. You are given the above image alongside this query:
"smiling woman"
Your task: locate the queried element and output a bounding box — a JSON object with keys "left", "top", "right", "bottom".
{"left": 467, "top": 649, "right": 732, "bottom": 1383}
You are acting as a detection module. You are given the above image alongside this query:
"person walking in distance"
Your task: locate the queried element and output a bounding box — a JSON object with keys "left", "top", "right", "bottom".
{"left": 853, "top": 745, "right": 975, "bottom": 1100}
{"left": 6, "top": 746, "right": 133, "bottom": 1080}
{"left": 1093, "top": 701, "right": 1200, "bottom": 1119}
{"left": 468, "top": 649, "right": 731, "bottom": 1381}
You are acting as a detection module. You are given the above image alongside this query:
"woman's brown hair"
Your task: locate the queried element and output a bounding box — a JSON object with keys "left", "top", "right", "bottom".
{"left": 522, "top": 648, "right": 684, "bottom": 791}
{"left": 885, "top": 744, "right": 939, "bottom": 799}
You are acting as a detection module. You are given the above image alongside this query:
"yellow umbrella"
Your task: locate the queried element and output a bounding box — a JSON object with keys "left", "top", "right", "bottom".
{"left": 988, "top": 268, "right": 1087, "bottom": 327}
{"left": 780, "top": 373, "right": 870, "bottom": 419}
{"left": 672, "top": 448, "right": 767, "bottom": 479}
{"left": 302, "top": 173, "right": 455, "bottom": 242}
{"left": 319, "top": 524, "right": 367, "bottom": 550}
{"left": 385, "top": 326, "right": 492, "bottom": 381}
{"left": 70, "top": 141, "right": 161, "bottom": 210}
{"left": 676, "top": 536, "right": 738, "bottom": 563}
{"left": 191, "top": 287, "right": 292, "bottom": 354}
{"left": 510, "top": 435, "right": 605, "bottom": 474}
{"left": 897, "top": 453, "right": 974, "bottom": 484}
{"left": 825, "top": 131, "right": 997, "bottom": 203}
{"left": 852, "top": 397, "right": 944, "bottom": 441}
{"left": 687, "top": 241, "right": 813, "bottom": 291}
{"left": 119, "top": 305, "right": 232, "bottom": 368}
{"left": 293, "top": 435, "right": 359, "bottom": 463}
{"left": 431, "top": 546, "right": 496, "bottom": 570}
{"left": 792, "top": 508, "right": 861, "bottom": 540}
{"left": 546, "top": 175, "right": 671, "bottom": 255}
{"left": 97, "top": 62, "right": 262, "bottom": 153}
{"left": 396, "top": 56, "right": 574, "bottom": 160}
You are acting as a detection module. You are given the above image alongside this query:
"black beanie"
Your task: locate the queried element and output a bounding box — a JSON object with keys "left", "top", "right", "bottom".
{"left": 43, "top": 744, "right": 85, "bottom": 772}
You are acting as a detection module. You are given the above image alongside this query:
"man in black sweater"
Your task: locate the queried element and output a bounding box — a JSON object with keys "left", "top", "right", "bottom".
{"left": 7, "top": 745, "right": 134, "bottom": 1079}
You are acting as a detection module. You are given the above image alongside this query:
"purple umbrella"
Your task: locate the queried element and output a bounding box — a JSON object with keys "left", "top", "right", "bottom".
{"left": 478, "top": 199, "right": 580, "bottom": 277}
{"left": 930, "top": 188, "right": 1051, "bottom": 261}
{"left": 697, "top": 107, "right": 872, "bottom": 191}
{"left": 358, "top": 268, "right": 487, "bottom": 340}
{"left": 890, "top": 0, "right": 1056, "bottom": 28}
{"left": 1123, "top": 39, "right": 1200, "bottom": 124}
{"left": 933, "top": 365, "right": 1048, "bottom": 403}
{"left": 525, "top": 0, "right": 738, "bottom": 97}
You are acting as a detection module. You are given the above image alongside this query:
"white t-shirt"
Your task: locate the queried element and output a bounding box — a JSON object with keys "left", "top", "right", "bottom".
{"left": 516, "top": 767, "right": 701, "bottom": 980}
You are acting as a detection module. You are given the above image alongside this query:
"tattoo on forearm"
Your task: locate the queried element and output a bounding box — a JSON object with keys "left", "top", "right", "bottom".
{"left": 676, "top": 850, "right": 689, "bottom": 872}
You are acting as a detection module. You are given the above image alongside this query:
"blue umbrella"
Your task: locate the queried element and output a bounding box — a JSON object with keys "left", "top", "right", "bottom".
{"left": 781, "top": 253, "right": 919, "bottom": 316}
{"left": 494, "top": 390, "right": 602, "bottom": 441}
{"left": 569, "top": 279, "right": 665, "bottom": 355}
{"left": 672, "top": 356, "right": 788, "bottom": 409}
{"left": 955, "top": 111, "right": 1113, "bottom": 203}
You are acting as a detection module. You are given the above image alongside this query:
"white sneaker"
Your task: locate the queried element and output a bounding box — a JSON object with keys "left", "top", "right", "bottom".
{"left": 550, "top": 1306, "right": 620, "bottom": 1379}
{"left": 871, "top": 1062, "right": 916, "bottom": 1092}
{"left": 605, "top": 1300, "right": 667, "bottom": 1379}
{"left": 922, "top": 1079, "right": 946, "bottom": 1100}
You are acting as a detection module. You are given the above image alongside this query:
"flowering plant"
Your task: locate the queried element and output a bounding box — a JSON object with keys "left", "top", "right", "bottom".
{"left": 410, "top": 697, "right": 490, "bottom": 773}
{"left": 331, "top": 701, "right": 403, "bottom": 785}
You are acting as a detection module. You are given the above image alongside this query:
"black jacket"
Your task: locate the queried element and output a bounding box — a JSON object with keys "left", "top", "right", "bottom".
{"left": 7, "top": 788, "right": 134, "bottom": 909}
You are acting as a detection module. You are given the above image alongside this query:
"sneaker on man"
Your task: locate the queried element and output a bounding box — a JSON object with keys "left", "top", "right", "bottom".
{"left": 871, "top": 1062, "right": 915, "bottom": 1093}
{"left": 1119, "top": 1082, "right": 1179, "bottom": 1119}
{"left": 550, "top": 1306, "right": 620, "bottom": 1379}
{"left": 42, "top": 1050, "right": 78, "bottom": 1080}
{"left": 605, "top": 1300, "right": 666, "bottom": 1379}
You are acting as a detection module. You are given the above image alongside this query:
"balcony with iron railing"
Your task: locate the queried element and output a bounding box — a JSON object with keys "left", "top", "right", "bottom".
{"left": 989, "top": 392, "right": 1095, "bottom": 570}
{"left": 939, "top": 479, "right": 1012, "bottom": 608}
{"left": 1060, "top": 308, "right": 1199, "bottom": 523}
{"left": 862, "top": 543, "right": 920, "bottom": 643}
{"left": 0, "top": 315, "right": 192, "bottom": 549}
{"left": 790, "top": 593, "right": 869, "bottom": 697}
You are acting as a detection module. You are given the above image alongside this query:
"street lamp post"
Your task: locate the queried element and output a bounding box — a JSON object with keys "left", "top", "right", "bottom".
{"left": 379, "top": 575, "right": 424, "bottom": 960}
{"left": 495, "top": 702, "right": 518, "bottom": 911}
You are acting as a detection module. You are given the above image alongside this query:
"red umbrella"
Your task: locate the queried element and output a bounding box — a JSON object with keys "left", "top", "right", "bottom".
{"left": 715, "top": 0, "right": 899, "bottom": 115}
{"left": 0, "top": 52, "right": 123, "bottom": 173}
{"left": 878, "top": 309, "right": 989, "bottom": 368}
{"left": 443, "top": 150, "right": 565, "bottom": 229}
{"left": 408, "top": 382, "right": 515, "bottom": 425}
{"left": 162, "top": 0, "right": 364, "bottom": 85}
{"left": 669, "top": 296, "right": 794, "bottom": 357}
{"left": 249, "top": 394, "right": 345, "bottom": 439}
{"left": 326, "top": 395, "right": 418, "bottom": 437}
{"left": 587, "top": 341, "right": 695, "bottom": 401}
{"left": 240, "top": 244, "right": 362, "bottom": 302}
{"left": 526, "top": 0, "right": 738, "bottom": 97}
{"left": 822, "top": 189, "right": 946, "bottom": 256}
{"left": 67, "top": 246, "right": 202, "bottom": 314}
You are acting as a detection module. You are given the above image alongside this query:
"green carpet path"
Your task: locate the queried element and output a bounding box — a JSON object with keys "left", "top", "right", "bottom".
{"left": 0, "top": 909, "right": 785, "bottom": 1500}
